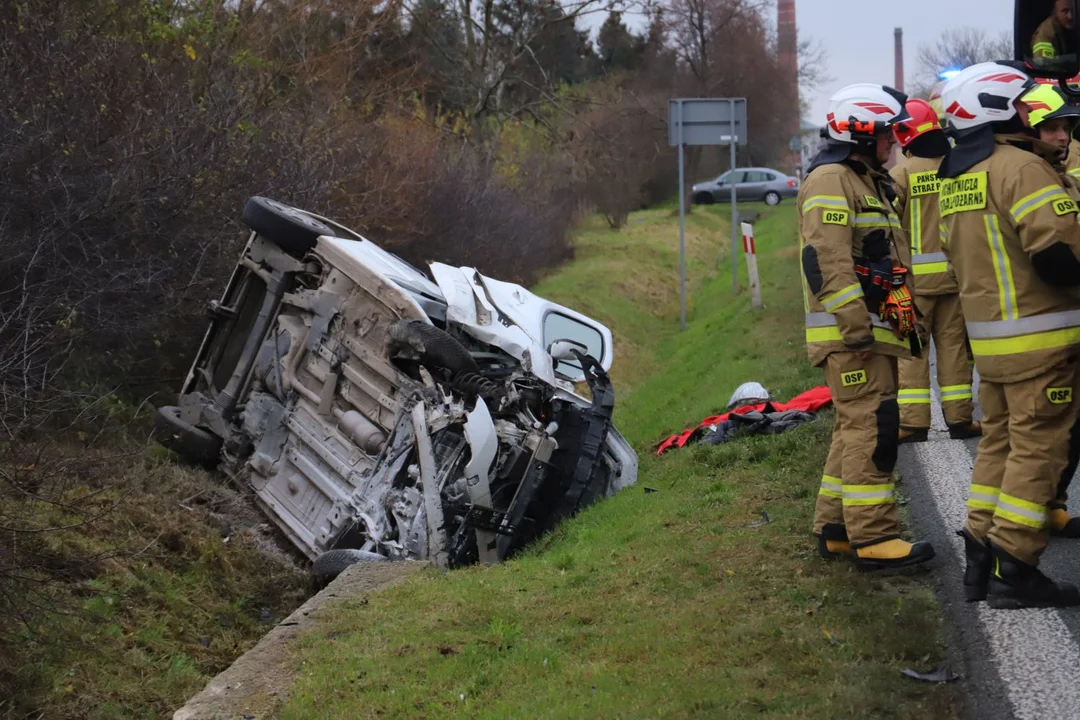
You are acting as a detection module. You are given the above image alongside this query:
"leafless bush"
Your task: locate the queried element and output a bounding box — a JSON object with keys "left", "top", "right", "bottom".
{"left": 0, "top": 0, "right": 578, "bottom": 673}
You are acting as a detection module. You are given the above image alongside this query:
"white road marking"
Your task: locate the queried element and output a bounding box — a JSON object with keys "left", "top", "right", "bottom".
{"left": 906, "top": 375, "right": 1080, "bottom": 720}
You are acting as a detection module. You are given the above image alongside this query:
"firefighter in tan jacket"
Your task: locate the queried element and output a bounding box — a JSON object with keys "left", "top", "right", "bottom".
{"left": 1026, "top": 82, "right": 1080, "bottom": 539}
{"left": 1031, "top": 0, "right": 1073, "bottom": 60}
{"left": 889, "top": 98, "right": 981, "bottom": 443}
{"left": 801, "top": 83, "right": 935, "bottom": 571}
{"left": 939, "top": 63, "right": 1080, "bottom": 609}
{"left": 1067, "top": 136, "right": 1080, "bottom": 178}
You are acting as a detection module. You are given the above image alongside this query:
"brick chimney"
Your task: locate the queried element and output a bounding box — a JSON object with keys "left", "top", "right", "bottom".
{"left": 778, "top": 0, "right": 798, "bottom": 173}
{"left": 894, "top": 27, "right": 905, "bottom": 91}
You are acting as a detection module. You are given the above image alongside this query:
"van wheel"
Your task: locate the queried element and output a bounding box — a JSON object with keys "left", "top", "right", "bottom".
{"left": 388, "top": 320, "right": 479, "bottom": 375}
{"left": 153, "top": 406, "right": 222, "bottom": 468}
{"left": 312, "top": 549, "right": 388, "bottom": 582}
{"left": 241, "top": 196, "right": 336, "bottom": 257}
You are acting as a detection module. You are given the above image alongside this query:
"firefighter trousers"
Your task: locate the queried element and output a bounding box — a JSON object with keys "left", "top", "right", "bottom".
{"left": 897, "top": 293, "right": 974, "bottom": 429}
{"left": 813, "top": 352, "right": 902, "bottom": 547}
{"left": 1054, "top": 414, "right": 1080, "bottom": 511}
{"left": 966, "top": 362, "right": 1080, "bottom": 565}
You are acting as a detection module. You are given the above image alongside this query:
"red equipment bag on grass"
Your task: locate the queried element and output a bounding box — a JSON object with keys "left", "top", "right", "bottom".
{"left": 656, "top": 386, "right": 833, "bottom": 456}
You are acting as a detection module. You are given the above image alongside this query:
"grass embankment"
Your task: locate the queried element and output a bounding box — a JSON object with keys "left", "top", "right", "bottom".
{"left": 2, "top": 449, "right": 310, "bottom": 718}
{"left": 280, "top": 203, "right": 960, "bottom": 719}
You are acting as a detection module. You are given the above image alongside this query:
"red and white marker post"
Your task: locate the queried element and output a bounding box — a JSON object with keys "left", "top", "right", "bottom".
{"left": 741, "top": 222, "right": 763, "bottom": 309}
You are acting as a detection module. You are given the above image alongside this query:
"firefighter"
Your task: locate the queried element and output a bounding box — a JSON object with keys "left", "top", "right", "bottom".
{"left": 1032, "top": 0, "right": 1074, "bottom": 60}
{"left": 939, "top": 62, "right": 1080, "bottom": 608}
{"left": 1024, "top": 82, "right": 1080, "bottom": 538}
{"left": 1027, "top": 82, "right": 1080, "bottom": 199}
{"left": 1068, "top": 132, "right": 1080, "bottom": 177}
{"left": 889, "top": 98, "right": 981, "bottom": 444}
{"left": 801, "top": 83, "right": 935, "bottom": 571}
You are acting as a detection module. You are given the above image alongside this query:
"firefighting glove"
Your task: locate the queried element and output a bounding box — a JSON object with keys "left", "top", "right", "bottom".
{"left": 880, "top": 284, "right": 918, "bottom": 340}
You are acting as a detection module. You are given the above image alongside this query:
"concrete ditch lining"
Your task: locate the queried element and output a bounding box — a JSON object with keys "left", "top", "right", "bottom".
{"left": 173, "top": 561, "right": 430, "bottom": 720}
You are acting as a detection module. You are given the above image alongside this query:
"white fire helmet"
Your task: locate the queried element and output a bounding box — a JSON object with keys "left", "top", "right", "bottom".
{"left": 825, "top": 83, "right": 911, "bottom": 144}
{"left": 940, "top": 62, "right": 1034, "bottom": 132}
{"left": 727, "top": 382, "right": 772, "bottom": 410}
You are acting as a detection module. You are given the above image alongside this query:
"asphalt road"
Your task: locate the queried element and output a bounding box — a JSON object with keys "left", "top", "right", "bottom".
{"left": 897, "top": 350, "right": 1080, "bottom": 720}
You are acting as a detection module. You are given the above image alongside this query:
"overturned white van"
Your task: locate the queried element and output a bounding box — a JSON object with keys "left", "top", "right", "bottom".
{"left": 155, "top": 197, "right": 638, "bottom": 578}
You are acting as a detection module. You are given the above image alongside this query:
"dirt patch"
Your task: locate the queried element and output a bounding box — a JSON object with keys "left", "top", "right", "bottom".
{"left": 172, "top": 561, "right": 429, "bottom": 720}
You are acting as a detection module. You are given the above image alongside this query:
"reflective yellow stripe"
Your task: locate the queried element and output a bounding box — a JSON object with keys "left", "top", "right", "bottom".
{"left": 842, "top": 482, "right": 896, "bottom": 506}
{"left": 819, "top": 475, "right": 843, "bottom": 499}
{"left": 941, "top": 384, "right": 973, "bottom": 401}
{"left": 1070, "top": 168, "right": 1080, "bottom": 179}
{"left": 910, "top": 198, "right": 922, "bottom": 253}
{"left": 970, "top": 326, "right": 1080, "bottom": 357}
{"left": 985, "top": 215, "right": 1018, "bottom": 321}
{"left": 898, "top": 389, "right": 932, "bottom": 404}
{"left": 913, "top": 262, "right": 949, "bottom": 276}
{"left": 968, "top": 483, "right": 1000, "bottom": 512}
{"left": 1034, "top": 42, "right": 1057, "bottom": 58}
{"left": 852, "top": 213, "right": 903, "bottom": 229}
{"left": 802, "top": 195, "right": 850, "bottom": 213}
{"left": 1010, "top": 185, "right": 1071, "bottom": 223}
{"left": 994, "top": 492, "right": 1047, "bottom": 529}
{"left": 805, "top": 326, "right": 908, "bottom": 348}
{"left": 822, "top": 283, "right": 865, "bottom": 312}
{"left": 939, "top": 222, "right": 949, "bottom": 244}
{"left": 799, "top": 237, "right": 811, "bottom": 313}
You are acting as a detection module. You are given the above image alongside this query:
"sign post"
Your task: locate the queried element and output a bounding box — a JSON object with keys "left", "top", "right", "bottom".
{"left": 668, "top": 98, "right": 748, "bottom": 329}
{"left": 741, "top": 221, "right": 763, "bottom": 310}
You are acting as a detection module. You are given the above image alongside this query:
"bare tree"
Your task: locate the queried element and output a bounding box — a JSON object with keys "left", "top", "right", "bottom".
{"left": 915, "top": 27, "right": 1012, "bottom": 91}
{"left": 404, "top": 0, "right": 618, "bottom": 134}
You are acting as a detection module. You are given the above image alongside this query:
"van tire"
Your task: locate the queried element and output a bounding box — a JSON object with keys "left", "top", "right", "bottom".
{"left": 312, "top": 549, "right": 388, "bottom": 581}
{"left": 388, "top": 320, "right": 479, "bottom": 375}
{"left": 154, "top": 406, "right": 222, "bottom": 468}
{"left": 241, "top": 196, "right": 336, "bottom": 257}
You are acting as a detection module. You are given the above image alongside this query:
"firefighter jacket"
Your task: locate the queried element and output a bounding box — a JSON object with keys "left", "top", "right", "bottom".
{"left": 1067, "top": 139, "right": 1080, "bottom": 180}
{"left": 939, "top": 135, "right": 1080, "bottom": 383}
{"left": 1065, "top": 172, "right": 1080, "bottom": 203}
{"left": 890, "top": 153, "right": 958, "bottom": 296}
{"left": 799, "top": 157, "right": 913, "bottom": 367}
{"left": 1058, "top": 159, "right": 1080, "bottom": 203}
{"left": 1033, "top": 16, "right": 1065, "bottom": 59}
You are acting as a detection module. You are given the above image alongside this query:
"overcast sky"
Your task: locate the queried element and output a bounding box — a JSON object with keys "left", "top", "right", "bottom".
{"left": 800, "top": 0, "right": 1013, "bottom": 123}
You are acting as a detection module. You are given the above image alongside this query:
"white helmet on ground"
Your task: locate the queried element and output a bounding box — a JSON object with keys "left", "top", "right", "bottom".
{"left": 825, "top": 83, "right": 911, "bottom": 144}
{"left": 727, "top": 382, "right": 771, "bottom": 410}
{"left": 941, "top": 62, "right": 1034, "bottom": 132}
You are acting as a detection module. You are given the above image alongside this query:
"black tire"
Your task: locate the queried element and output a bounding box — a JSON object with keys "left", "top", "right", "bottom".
{"left": 312, "top": 549, "right": 387, "bottom": 581}
{"left": 764, "top": 191, "right": 781, "bottom": 206}
{"left": 241, "top": 196, "right": 336, "bottom": 257}
{"left": 388, "top": 320, "right": 479, "bottom": 375}
{"left": 153, "top": 406, "right": 222, "bottom": 468}
{"left": 693, "top": 191, "right": 715, "bottom": 205}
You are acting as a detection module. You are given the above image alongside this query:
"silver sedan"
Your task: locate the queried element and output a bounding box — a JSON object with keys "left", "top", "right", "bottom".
{"left": 692, "top": 167, "right": 800, "bottom": 206}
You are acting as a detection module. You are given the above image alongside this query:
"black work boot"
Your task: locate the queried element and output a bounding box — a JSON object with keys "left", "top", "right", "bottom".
{"left": 1049, "top": 508, "right": 1080, "bottom": 538}
{"left": 986, "top": 544, "right": 1080, "bottom": 610}
{"left": 948, "top": 421, "right": 983, "bottom": 440}
{"left": 956, "top": 528, "right": 991, "bottom": 602}
{"left": 816, "top": 523, "right": 851, "bottom": 561}
{"left": 898, "top": 426, "right": 929, "bottom": 445}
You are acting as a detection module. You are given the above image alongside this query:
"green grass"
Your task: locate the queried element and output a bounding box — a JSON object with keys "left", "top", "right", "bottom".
{"left": 279, "top": 203, "right": 960, "bottom": 719}
{"left": 0, "top": 451, "right": 310, "bottom": 719}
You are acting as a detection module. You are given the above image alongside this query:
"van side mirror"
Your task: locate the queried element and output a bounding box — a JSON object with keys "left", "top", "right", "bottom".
{"left": 548, "top": 339, "right": 589, "bottom": 362}
{"left": 1016, "top": 0, "right": 1080, "bottom": 78}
